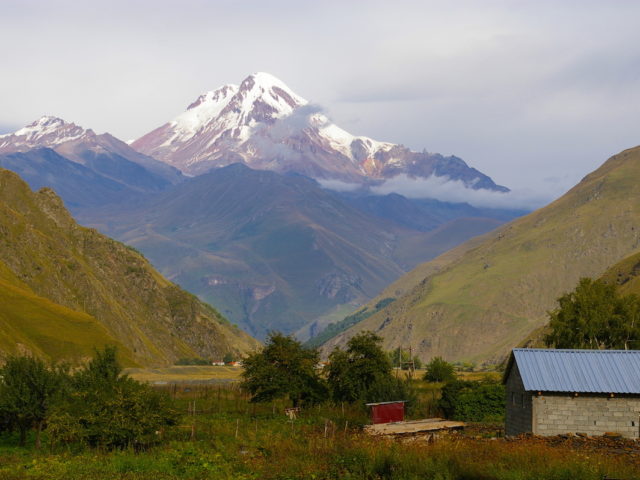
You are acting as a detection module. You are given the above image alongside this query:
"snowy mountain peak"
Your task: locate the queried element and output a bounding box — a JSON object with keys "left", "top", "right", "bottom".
{"left": 186, "top": 84, "right": 238, "bottom": 111}
{"left": 131, "top": 73, "right": 508, "bottom": 192}
{"left": 238, "top": 72, "right": 307, "bottom": 110}
{"left": 0, "top": 116, "right": 92, "bottom": 152}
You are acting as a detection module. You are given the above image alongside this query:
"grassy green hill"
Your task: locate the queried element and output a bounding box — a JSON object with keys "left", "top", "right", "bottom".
{"left": 319, "top": 145, "right": 640, "bottom": 364}
{"left": 0, "top": 169, "right": 259, "bottom": 365}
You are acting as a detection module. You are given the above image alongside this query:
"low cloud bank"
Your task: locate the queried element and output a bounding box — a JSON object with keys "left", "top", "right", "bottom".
{"left": 317, "top": 178, "right": 362, "bottom": 192}
{"left": 370, "top": 174, "right": 560, "bottom": 210}
{"left": 318, "top": 173, "right": 565, "bottom": 210}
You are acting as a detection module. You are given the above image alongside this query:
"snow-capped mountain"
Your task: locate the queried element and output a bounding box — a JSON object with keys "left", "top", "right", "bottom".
{"left": 132, "top": 73, "right": 507, "bottom": 191}
{"left": 0, "top": 116, "right": 87, "bottom": 151}
{"left": 0, "top": 116, "right": 183, "bottom": 186}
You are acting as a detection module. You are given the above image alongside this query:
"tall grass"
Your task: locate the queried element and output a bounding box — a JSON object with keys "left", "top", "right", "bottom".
{"left": 0, "top": 383, "right": 637, "bottom": 480}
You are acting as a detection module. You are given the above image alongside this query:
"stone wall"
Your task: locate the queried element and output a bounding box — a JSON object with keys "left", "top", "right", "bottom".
{"left": 505, "top": 363, "right": 533, "bottom": 436}
{"left": 533, "top": 394, "right": 640, "bottom": 439}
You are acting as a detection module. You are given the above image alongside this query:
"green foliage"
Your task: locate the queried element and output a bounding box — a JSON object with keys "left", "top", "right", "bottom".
{"left": 174, "top": 358, "right": 211, "bottom": 366}
{"left": 241, "top": 332, "right": 326, "bottom": 407}
{"left": 545, "top": 277, "right": 640, "bottom": 349}
{"left": 222, "top": 352, "right": 235, "bottom": 364}
{"left": 424, "top": 356, "right": 457, "bottom": 383}
{"left": 48, "top": 347, "right": 178, "bottom": 449}
{"left": 327, "top": 332, "right": 414, "bottom": 405}
{"left": 305, "top": 298, "right": 395, "bottom": 348}
{"left": 439, "top": 379, "right": 505, "bottom": 422}
{"left": 0, "top": 356, "right": 68, "bottom": 447}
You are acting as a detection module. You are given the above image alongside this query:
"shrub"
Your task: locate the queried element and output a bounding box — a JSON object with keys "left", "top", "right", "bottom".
{"left": 423, "top": 356, "right": 456, "bottom": 383}
{"left": 439, "top": 379, "right": 505, "bottom": 422}
{"left": 48, "top": 347, "right": 178, "bottom": 449}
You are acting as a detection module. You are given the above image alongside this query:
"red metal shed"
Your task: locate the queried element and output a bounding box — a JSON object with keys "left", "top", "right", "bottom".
{"left": 366, "top": 401, "right": 406, "bottom": 424}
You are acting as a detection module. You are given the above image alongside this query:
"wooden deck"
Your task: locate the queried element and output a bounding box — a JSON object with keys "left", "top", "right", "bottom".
{"left": 364, "top": 418, "right": 465, "bottom": 437}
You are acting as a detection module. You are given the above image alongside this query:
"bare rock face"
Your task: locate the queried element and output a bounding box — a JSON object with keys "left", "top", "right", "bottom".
{"left": 132, "top": 72, "right": 507, "bottom": 192}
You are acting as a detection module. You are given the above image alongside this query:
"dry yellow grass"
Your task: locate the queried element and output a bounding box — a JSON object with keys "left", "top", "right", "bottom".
{"left": 123, "top": 365, "right": 243, "bottom": 383}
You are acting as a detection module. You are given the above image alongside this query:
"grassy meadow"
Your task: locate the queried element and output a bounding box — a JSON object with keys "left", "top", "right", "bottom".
{"left": 0, "top": 376, "right": 638, "bottom": 480}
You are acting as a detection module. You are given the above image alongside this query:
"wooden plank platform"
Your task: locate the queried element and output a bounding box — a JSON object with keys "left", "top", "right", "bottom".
{"left": 364, "top": 418, "right": 465, "bottom": 436}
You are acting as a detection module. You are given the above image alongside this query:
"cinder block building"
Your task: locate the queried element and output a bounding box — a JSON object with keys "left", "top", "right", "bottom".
{"left": 504, "top": 349, "right": 640, "bottom": 438}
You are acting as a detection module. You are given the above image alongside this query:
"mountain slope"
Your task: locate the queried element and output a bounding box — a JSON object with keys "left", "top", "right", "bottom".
{"left": 78, "top": 164, "right": 506, "bottom": 339}
{"left": 600, "top": 250, "right": 640, "bottom": 295}
{"left": 132, "top": 73, "right": 508, "bottom": 193}
{"left": 319, "top": 145, "right": 640, "bottom": 364}
{"left": 0, "top": 168, "right": 258, "bottom": 365}
{"left": 0, "top": 260, "right": 135, "bottom": 365}
{"left": 0, "top": 148, "right": 137, "bottom": 208}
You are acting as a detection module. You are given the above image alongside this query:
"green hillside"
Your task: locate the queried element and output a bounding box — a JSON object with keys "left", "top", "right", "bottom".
{"left": 0, "top": 261, "right": 136, "bottom": 364}
{"left": 0, "top": 169, "right": 259, "bottom": 365}
{"left": 320, "top": 145, "right": 640, "bottom": 364}
{"left": 600, "top": 250, "right": 640, "bottom": 295}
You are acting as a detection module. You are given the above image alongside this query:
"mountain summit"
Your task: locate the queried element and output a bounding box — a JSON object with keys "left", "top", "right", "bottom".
{"left": 132, "top": 73, "right": 507, "bottom": 191}
{"left": 0, "top": 116, "right": 90, "bottom": 151}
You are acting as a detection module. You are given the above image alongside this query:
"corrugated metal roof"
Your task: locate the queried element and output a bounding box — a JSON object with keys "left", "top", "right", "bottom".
{"left": 512, "top": 348, "right": 640, "bottom": 394}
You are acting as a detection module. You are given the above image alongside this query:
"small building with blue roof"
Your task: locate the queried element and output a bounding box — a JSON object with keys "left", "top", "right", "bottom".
{"left": 504, "top": 348, "right": 640, "bottom": 438}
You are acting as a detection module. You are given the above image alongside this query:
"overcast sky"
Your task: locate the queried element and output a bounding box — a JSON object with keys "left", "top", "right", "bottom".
{"left": 2, "top": 0, "right": 639, "bottom": 204}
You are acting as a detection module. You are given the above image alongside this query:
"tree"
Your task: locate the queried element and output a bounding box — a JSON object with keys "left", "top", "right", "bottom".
{"left": 327, "top": 332, "right": 411, "bottom": 403}
{"left": 241, "top": 332, "right": 326, "bottom": 407}
{"left": 423, "top": 356, "right": 456, "bottom": 383}
{"left": 223, "top": 352, "right": 235, "bottom": 364}
{"left": 0, "top": 355, "right": 68, "bottom": 448}
{"left": 48, "top": 346, "right": 177, "bottom": 449}
{"left": 544, "top": 277, "right": 640, "bottom": 349}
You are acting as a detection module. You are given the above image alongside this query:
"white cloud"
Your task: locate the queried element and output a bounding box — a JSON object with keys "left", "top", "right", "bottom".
{"left": 316, "top": 178, "right": 362, "bottom": 193}
{"left": 370, "top": 174, "right": 560, "bottom": 210}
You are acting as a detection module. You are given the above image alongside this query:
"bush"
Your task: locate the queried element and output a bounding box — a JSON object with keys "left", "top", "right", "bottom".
{"left": 423, "top": 356, "right": 456, "bottom": 383}
{"left": 175, "top": 358, "right": 211, "bottom": 365}
{"left": 438, "top": 379, "right": 505, "bottom": 422}
{"left": 48, "top": 347, "right": 178, "bottom": 449}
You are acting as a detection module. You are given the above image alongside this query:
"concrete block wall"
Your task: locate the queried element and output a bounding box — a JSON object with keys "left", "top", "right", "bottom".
{"left": 533, "top": 395, "right": 640, "bottom": 438}
{"left": 505, "top": 363, "right": 533, "bottom": 436}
